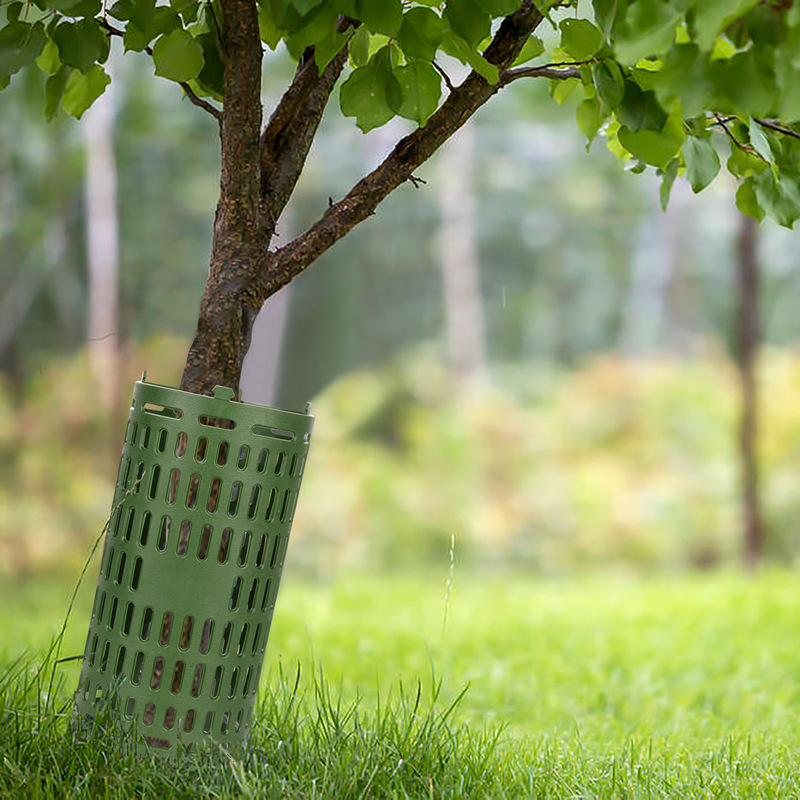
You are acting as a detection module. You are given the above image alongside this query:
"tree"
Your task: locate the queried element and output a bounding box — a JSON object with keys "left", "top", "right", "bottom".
{"left": 735, "top": 211, "right": 763, "bottom": 569}
{"left": 2, "top": 0, "right": 800, "bottom": 396}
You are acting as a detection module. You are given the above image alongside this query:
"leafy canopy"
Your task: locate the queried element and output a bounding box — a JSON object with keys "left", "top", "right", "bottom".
{"left": 2, "top": 0, "right": 800, "bottom": 226}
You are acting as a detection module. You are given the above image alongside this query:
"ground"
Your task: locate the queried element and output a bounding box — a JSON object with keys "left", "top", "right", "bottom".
{"left": 2, "top": 569, "right": 800, "bottom": 796}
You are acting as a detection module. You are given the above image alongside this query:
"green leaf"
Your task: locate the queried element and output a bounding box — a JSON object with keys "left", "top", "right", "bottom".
{"left": 54, "top": 20, "right": 105, "bottom": 74}
{"left": 474, "top": 0, "right": 519, "bottom": 13}
{"left": 45, "top": 64, "right": 69, "bottom": 119}
{"left": 593, "top": 59, "right": 624, "bottom": 108}
{"left": 440, "top": 29, "right": 498, "bottom": 83}
{"left": 36, "top": 38, "right": 61, "bottom": 75}
{"left": 285, "top": 2, "right": 337, "bottom": 56}
{"left": 691, "top": 0, "right": 759, "bottom": 51}
{"left": 349, "top": 25, "right": 369, "bottom": 67}
{"left": 592, "top": 0, "right": 617, "bottom": 37}
{"left": 152, "top": 29, "right": 204, "bottom": 82}
{"left": 727, "top": 146, "right": 768, "bottom": 178}
{"left": 44, "top": 0, "right": 100, "bottom": 14}
{"left": 659, "top": 158, "right": 679, "bottom": 210}
{"left": 398, "top": 7, "right": 444, "bottom": 62}
{"left": 315, "top": 27, "right": 347, "bottom": 72}
{"left": 340, "top": 60, "right": 401, "bottom": 132}
{"left": 291, "top": 0, "right": 324, "bottom": 14}
{"left": 258, "top": 6, "right": 285, "bottom": 50}
{"left": 618, "top": 112, "right": 684, "bottom": 167}
{"left": 616, "top": 80, "right": 667, "bottom": 132}
{"left": 709, "top": 51, "right": 777, "bottom": 117}
{"left": 551, "top": 77, "right": 578, "bottom": 104}
{"left": 5, "top": 2, "right": 22, "bottom": 22}
{"left": 196, "top": 31, "right": 223, "bottom": 97}
{"left": 394, "top": 59, "right": 441, "bottom": 125}
{"left": 358, "top": 0, "right": 403, "bottom": 37}
{"left": 736, "top": 179, "right": 765, "bottom": 223}
{"left": 331, "top": 0, "right": 356, "bottom": 14}
{"left": 444, "top": 0, "right": 490, "bottom": 50}
{"left": 682, "top": 136, "right": 720, "bottom": 192}
{"left": 0, "top": 74, "right": 10, "bottom": 91}
{"left": 169, "top": 0, "right": 199, "bottom": 22}
{"left": 754, "top": 171, "right": 800, "bottom": 228}
{"left": 62, "top": 63, "right": 109, "bottom": 118}
{"left": 748, "top": 170, "right": 800, "bottom": 228}
{"left": 747, "top": 119, "right": 772, "bottom": 164}
{"left": 614, "top": 0, "right": 680, "bottom": 65}
{"left": 123, "top": 7, "right": 179, "bottom": 52}
{"left": 559, "top": 18, "right": 603, "bottom": 61}
{"left": 619, "top": 127, "right": 680, "bottom": 167}
{"left": 512, "top": 35, "right": 544, "bottom": 66}
{"left": 775, "top": 49, "right": 800, "bottom": 121}
{"left": 0, "top": 21, "right": 47, "bottom": 75}
{"left": 576, "top": 96, "right": 604, "bottom": 143}
{"left": 653, "top": 43, "right": 711, "bottom": 118}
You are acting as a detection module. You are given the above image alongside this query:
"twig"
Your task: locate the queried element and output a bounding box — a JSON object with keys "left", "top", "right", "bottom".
{"left": 714, "top": 112, "right": 753, "bottom": 155}
{"left": 407, "top": 175, "right": 426, "bottom": 188}
{"left": 432, "top": 60, "right": 455, "bottom": 93}
{"left": 754, "top": 117, "right": 800, "bottom": 142}
{"left": 99, "top": 19, "right": 222, "bottom": 123}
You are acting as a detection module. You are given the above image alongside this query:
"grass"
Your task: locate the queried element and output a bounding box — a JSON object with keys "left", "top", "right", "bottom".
{"left": 3, "top": 567, "right": 800, "bottom": 796}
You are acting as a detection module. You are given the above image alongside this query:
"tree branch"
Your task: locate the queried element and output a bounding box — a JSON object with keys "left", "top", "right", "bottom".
{"left": 99, "top": 19, "right": 222, "bottom": 123}
{"left": 432, "top": 60, "right": 455, "bottom": 93}
{"left": 259, "top": 28, "right": 351, "bottom": 231}
{"left": 714, "top": 112, "right": 752, "bottom": 155}
{"left": 754, "top": 117, "right": 800, "bottom": 142}
{"left": 259, "top": 1, "right": 544, "bottom": 303}
{"left": 501, "top": 63, "right": 584, "bottom": 83}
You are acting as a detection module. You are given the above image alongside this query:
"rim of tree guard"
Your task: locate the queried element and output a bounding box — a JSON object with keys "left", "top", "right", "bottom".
{"left": 73, "top": 374, "right": 314, "bottom": 758}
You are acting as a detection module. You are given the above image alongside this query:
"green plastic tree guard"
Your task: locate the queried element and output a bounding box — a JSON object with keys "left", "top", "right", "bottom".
{"left": 73, "top": 376, "right": 314, "bottom": 757}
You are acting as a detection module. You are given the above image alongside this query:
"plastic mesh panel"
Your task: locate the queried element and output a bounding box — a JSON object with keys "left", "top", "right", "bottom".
{"left": 74, "top": 380, "right": 313, "bottom": 758}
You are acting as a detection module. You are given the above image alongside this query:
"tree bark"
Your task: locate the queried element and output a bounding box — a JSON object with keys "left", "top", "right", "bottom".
{"left": 736, "top": 212, "right": 764, "bottom": 569}
{"left": 180, "top": 0, "right": 266, "bottom": 396}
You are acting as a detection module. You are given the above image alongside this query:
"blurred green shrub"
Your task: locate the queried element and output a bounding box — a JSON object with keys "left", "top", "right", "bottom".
{"left": 5, "top": 341, "right": 800, "bottom": 577}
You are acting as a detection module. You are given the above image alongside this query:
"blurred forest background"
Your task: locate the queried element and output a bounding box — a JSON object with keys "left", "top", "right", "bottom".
{"left": 3, "top": 45, "right": 800, "bottom": 580}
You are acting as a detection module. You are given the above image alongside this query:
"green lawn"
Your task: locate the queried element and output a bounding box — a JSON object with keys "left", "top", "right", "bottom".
{"left": 3, "top": 568, "right": 800, "bottom": 796}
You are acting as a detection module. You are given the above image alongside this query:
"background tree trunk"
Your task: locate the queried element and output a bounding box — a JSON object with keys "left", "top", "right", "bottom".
{"left": 83, "top": 69, "right": 120, "bottom": 411}
{"left": 240, "top": 207, "right": 294, "bottom": 405}
{"left": 736, "top": 211, "right": 764, "bottom": 570}
{"left": 438, "top": 121, "right": 486, "bottom": 384}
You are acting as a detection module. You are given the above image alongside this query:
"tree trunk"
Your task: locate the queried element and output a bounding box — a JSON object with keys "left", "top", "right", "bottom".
{"left": 736, "top": 212, "right": 764, "bottom": 570}
{"left": 83, "top": 70, "right": 120, "bottom": 410}
{"left": 438, "top": 121, "right": 486, "bottom": 384}
{"left": 180, "top": 0, "right": 266, "bottom": 397}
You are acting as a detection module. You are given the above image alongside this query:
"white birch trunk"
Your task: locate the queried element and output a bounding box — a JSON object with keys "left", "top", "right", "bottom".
{"left": 438, "top": 120, "right": 486, "bottom": 383}
{"left": 240, "top": 208, "right": 294, "bottom": 405}
{"left": 83, "top": 71, "right": 120, "bottom": 408}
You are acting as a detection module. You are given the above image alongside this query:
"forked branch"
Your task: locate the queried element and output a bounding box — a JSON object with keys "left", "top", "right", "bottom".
{"left": 259, "top": 1, "right": 544, "bottom": 303}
